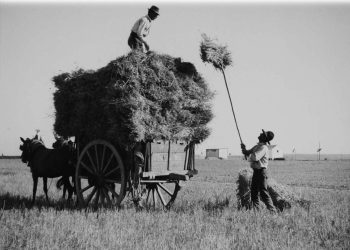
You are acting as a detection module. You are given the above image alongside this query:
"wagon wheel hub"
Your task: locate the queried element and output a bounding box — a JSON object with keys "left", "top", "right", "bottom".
{"left": 146, "top": 183, "right": 157, "bottom": 190}
{"left": 88, "top": 175, "right": 105, "bottom": 187}
{"left": 95, "top": 175, "right": 105, "bottom": 187}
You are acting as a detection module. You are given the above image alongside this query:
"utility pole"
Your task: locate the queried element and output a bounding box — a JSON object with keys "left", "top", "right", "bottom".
{"left": 317, "top": 142, "right": 322, "bottom": 161}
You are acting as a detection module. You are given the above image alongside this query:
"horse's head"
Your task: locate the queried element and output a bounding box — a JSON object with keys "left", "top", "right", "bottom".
{"left": 19, "top": 137, "right": 31, "bottom": 163}
{"left": 19, "top": 137, "right": 45, "bottom": 164}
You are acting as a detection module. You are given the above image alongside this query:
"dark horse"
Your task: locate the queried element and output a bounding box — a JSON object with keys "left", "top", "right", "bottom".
{"left": 19, "top": 137, "right": 75, "bottom": 205}
{"left": 52, "top": 137, "right": 76, "bottom": 200}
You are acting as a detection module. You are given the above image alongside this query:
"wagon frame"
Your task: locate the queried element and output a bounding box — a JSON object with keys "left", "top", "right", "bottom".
{"left": 74, "top": 137, "right": 197, "bottom": 209}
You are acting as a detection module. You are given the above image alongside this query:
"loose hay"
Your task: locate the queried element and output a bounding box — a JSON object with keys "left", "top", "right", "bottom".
{"left": 200, "top": 33, "right": 232, "bottom": 71}
{"left": 53, "top": 51, "right": 214, "bottom": 150}
{"left": 236, "top": 168, "right": 311, "bottom": 211}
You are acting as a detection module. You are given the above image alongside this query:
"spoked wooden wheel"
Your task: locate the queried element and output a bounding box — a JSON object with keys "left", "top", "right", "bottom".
{"left": 141, "top": 181, "right": 180, "bottom": 210}
{"left": 75, "top": 140, "right": 126, "bottom": 209}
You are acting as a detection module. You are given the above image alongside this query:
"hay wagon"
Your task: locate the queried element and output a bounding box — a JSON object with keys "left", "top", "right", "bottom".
{"left": 74, "top": 138, "right": 197, "bottom": 209}
{"left": 53, "top": 52, "right": 213, "bottom": 209}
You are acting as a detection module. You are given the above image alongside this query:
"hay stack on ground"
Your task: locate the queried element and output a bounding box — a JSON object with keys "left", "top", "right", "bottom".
{"left": 53, "top": 51, "right": 214, "bottom": 150}
{"left": 236, "top": 168, "right": 311, "bottom": 211}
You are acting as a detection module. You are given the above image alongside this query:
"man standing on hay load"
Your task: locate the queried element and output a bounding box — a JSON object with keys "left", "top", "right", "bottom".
{"left": 241, "top": 130, "right": 277, "bottom": 213}
{"left": 128, "top": 5, "right": 159, "bottom": 52}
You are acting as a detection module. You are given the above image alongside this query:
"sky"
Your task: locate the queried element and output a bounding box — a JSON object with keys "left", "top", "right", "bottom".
{"left": 0, "top": 1, "right": 350, "bottom": 155}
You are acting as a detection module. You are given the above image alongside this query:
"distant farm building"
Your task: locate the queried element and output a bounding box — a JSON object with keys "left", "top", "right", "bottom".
{"left": 268, "top": 145, "right": 285, "bottom": 160}
{"left": 205, "top": 148, "right": 228, "bottom": 160}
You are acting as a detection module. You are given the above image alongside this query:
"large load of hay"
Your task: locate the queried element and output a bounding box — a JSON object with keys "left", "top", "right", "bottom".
{"left": 53, "top": 51, "right": 214, "bottom": 150}
{"left": 236, "top": 168, "right": 311, "bottom": 211}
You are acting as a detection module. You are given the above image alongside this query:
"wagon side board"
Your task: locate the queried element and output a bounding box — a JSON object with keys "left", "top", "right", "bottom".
{"left": 142, "top": 141, "right": 197, "bottom": 180}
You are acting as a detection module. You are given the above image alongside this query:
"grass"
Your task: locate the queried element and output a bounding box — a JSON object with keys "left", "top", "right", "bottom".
{"left": 1, "top": 158, "right": 349, "bottom": 249}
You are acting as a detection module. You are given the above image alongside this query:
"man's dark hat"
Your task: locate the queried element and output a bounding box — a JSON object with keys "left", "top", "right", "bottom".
{"left": 149, "top": 5, "right": 159, "bottom": 15}
{"left": 262, "top": 129, "right": 274, "bottom": 145}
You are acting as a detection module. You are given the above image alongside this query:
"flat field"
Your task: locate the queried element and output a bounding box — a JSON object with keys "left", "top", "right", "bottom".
{"left": 0, "top": 158, "right": 349, "bottom": 249}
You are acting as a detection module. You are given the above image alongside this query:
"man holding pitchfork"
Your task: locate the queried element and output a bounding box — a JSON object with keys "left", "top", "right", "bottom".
{"left": 241, "top": 130, "right": 277, "bottom": 213}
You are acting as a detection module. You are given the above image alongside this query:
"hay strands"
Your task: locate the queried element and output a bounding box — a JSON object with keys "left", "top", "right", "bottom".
{"left": 52, "top": 51, "right": 214, "bottom": 147}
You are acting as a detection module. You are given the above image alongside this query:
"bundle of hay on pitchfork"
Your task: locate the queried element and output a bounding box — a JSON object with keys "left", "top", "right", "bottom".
{"left": 200, "top": 34, "right": 310, "bottom": 212}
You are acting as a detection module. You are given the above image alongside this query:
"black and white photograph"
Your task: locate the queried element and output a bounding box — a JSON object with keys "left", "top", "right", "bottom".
{"left": 0, "top": 0, "right": 349, "bottom": 249}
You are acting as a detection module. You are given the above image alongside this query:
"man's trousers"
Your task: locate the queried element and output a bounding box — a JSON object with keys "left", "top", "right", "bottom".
{"left": 251, "top": 168, "right": 276, "bottom": 212}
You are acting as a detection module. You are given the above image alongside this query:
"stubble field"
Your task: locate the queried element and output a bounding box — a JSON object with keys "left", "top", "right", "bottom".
{"left": 0, "top": 158, "right": 349, "bottom": 249}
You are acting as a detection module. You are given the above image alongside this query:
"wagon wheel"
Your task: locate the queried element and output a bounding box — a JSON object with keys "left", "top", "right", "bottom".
{"left": 75, "top": 140, "right": 126, "bottom": 209}
{"left": 141, "top": 181, "right": 180, "bottom": 210}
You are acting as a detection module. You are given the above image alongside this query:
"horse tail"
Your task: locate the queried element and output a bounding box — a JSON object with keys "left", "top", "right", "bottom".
{"left": 56, "top": 177, "right": 64, "bottom": 190}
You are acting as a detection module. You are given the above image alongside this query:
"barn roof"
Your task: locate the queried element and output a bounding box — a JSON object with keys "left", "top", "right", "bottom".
{"left": 206, "top": 148, "right": 228, "bottom": 151}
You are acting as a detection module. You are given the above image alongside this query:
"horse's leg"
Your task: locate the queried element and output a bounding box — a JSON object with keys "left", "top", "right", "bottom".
{"left": 62, "top": 182, "right": 67, "bottom": 199}
{"left": 43, "top": 177, "right": 49, "bottom": 204}
{"left": 72, "top": 176, "right": 76, "bottom": 195}
{"left": 71, "top": 176, "right": 77, "bottom": 205}
{"left": 32, "top": 174, "right": 38, "bottom": 205}
{"left": 66, "top": 176, "right": 74, "bottom": 201}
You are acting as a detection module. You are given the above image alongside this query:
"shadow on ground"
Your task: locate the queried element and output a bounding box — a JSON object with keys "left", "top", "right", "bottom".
{"left": 0, "top": 192, "right": 235, "bottom": 215}
{"left": 0, "top": 193, "right": 77, "bottom": 211}
{"left": 0, "top": 193, "right": 142, "bottom": 213}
